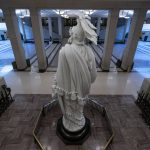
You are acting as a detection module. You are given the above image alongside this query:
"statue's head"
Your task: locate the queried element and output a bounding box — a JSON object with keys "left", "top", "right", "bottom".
{"left": 68, "top": 11, "right": 97, "bottom": 45}
{"left": 68, "top": 19, "right": 85, "bottom": 44}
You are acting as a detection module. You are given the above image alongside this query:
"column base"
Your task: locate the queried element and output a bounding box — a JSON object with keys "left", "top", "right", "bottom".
{"left": 101, "top": 69, "right": 109, "bottom": 72}
{"left": 12, "top": 59, "right": 29, "bottom": 71}
{"left": 39, "top": 69, "right": 46, "bottom": 73}
{"left": 116, "top": 59, "right": 122, "bottom": 67}
{"left": 100, "top": 64, "right": 109, "bottom": 72}
{"left": 121, "top": 63, "right": 134, "bottom": 72}
{"left": 17, "top": 68, "right": 27, "bottom": 71}
{"left": 56, "top": 117, "right": 91, "bottom": 145}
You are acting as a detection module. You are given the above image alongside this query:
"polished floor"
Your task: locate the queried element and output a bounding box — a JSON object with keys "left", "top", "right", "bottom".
{"left": 0, "top": 39, "right": 150, "bottom": 98}
{"left": 0, "top": 70, "right": 150, "bottom": 98}
{"left": 36, "top": 97, "right": 112, "bottom": 150}
{"left": 0, "top": 94, "right": 150, "bottom": 150}
{"left": 0, "top": 41, "right": 150, "bottom": 150}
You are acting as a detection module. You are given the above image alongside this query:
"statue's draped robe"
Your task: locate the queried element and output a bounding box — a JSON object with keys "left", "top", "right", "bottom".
{"left": 54, "top": 43, "right": 97, "bottom": 131}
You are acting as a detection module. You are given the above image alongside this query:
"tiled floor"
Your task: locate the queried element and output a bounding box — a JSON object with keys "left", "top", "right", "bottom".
{"left": 0, "top": 40, "right": 150, "bottom": 150}
{"left": 0, "top": 94, "right": 150, "bottom": 150}
{"left": 36, "top": 98, "right": 112, "bottom": 149}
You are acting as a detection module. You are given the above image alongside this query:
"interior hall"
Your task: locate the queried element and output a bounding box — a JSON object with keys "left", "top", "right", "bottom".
{"left": 0, "top": 0, "right": 150, "bottom": 150}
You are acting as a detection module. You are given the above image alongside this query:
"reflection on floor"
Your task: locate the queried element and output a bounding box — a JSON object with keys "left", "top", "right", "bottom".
{"left": 2, "top": 70, "right": 150, "bottom": 98}
{"left": 36, "top": 97, "right": 111, "bottom": 149}
{"left": 0, "top": 94, "right": 150, "bottom": 150}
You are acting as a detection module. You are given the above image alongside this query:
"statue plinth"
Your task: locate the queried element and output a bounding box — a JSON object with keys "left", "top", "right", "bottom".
{"left": 56, "top": 117, "right": 91, "bottom": 145}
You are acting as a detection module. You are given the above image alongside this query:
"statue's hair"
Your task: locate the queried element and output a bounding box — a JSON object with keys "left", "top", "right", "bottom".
{"left": 74, "top": 12, "right": 97, "bottom": 45}
{"left": 67, "top": 11, "right": 97, "bottom": 45}
{"left": 80, "top": 17, "right": 97, "bottom": 45}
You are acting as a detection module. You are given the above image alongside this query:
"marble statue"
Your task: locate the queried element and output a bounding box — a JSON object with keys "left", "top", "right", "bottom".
{"left": 52, "top": 12, "right": 97, "bottom": 132}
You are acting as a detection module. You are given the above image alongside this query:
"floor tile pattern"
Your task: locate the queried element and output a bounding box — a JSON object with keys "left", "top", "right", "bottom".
{"left": 0, "top": 94, "right": 149, "bottom": 150}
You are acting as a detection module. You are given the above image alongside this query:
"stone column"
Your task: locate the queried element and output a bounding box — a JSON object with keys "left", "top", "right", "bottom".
{"left": 124, "top": 18, "right": 131, "bottom": 39}
{"left": 97, "top": 17, "right": 101, "bottom": 36}
{"left": 58, "top": 17, "right": 62, "bottom": 41}
{"left": 30, "top": 8, "right": 47, "bottom": 72}
{"left": 101, "top": 9, "right": 119, "bottom": 71}
{"left": 3, "top": 8, "right": 27, "bottom": 70}
{"left": 121, "top": 9, "right": 147, "bottom": 71}
{"left": 20, "top": 17, "right": 27, "bottom": 42}
{"left": 48, "top": 17, "right": 53, "bottom": 41}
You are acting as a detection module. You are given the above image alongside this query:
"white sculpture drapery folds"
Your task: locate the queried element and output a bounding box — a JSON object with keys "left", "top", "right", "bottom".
{"left": 52, "top": 12, "right": 97, "bottom": 132}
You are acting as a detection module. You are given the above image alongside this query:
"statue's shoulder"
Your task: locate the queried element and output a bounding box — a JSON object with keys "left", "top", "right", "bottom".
{"left": 60, "top": 44, "right": 71, "bottom": 51}
{"left": 59, "top": 44, "right": 72, "bottom": 56}
{"left": 60, "top": 44, "right": 72, "bottom": 53}
{"left": 63, "top": 44, "right": 71, "bottom": 49}
{"left": 85, "top": 45, "right": 92, "bottom": 50}
{"left": 85, "top": 45, "right": 95, "bottom": 57}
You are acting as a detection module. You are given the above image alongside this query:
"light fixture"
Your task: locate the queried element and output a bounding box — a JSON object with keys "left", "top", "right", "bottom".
{"left": 119, "top": 10, "right": 134, "bottom": 18}
{"left": 53, "top": 9, "right": 96, "bottom": 18}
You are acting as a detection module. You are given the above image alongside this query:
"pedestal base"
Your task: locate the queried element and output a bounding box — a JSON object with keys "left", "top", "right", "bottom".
{"left": 56, "top": 117, "right": 91, "bottom": 145}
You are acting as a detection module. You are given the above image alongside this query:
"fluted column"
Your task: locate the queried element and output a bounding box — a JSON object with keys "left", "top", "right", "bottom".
{"left": 121, "top": 9, "right": 147, "bottom": 71}
{"left": 101, "top": 9, "right": 119, "bottom": 71}
{"left": 30, "top": 8, "right": 47, "bottom": 72}
{"left": 48, "top": 17, "right": 53, "bottom": 41}
{"left": 58, "top": 17, "right": 62, "bottom": 41}
{"left": 3, "top": 8, "right": 27, "bottom": 70}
